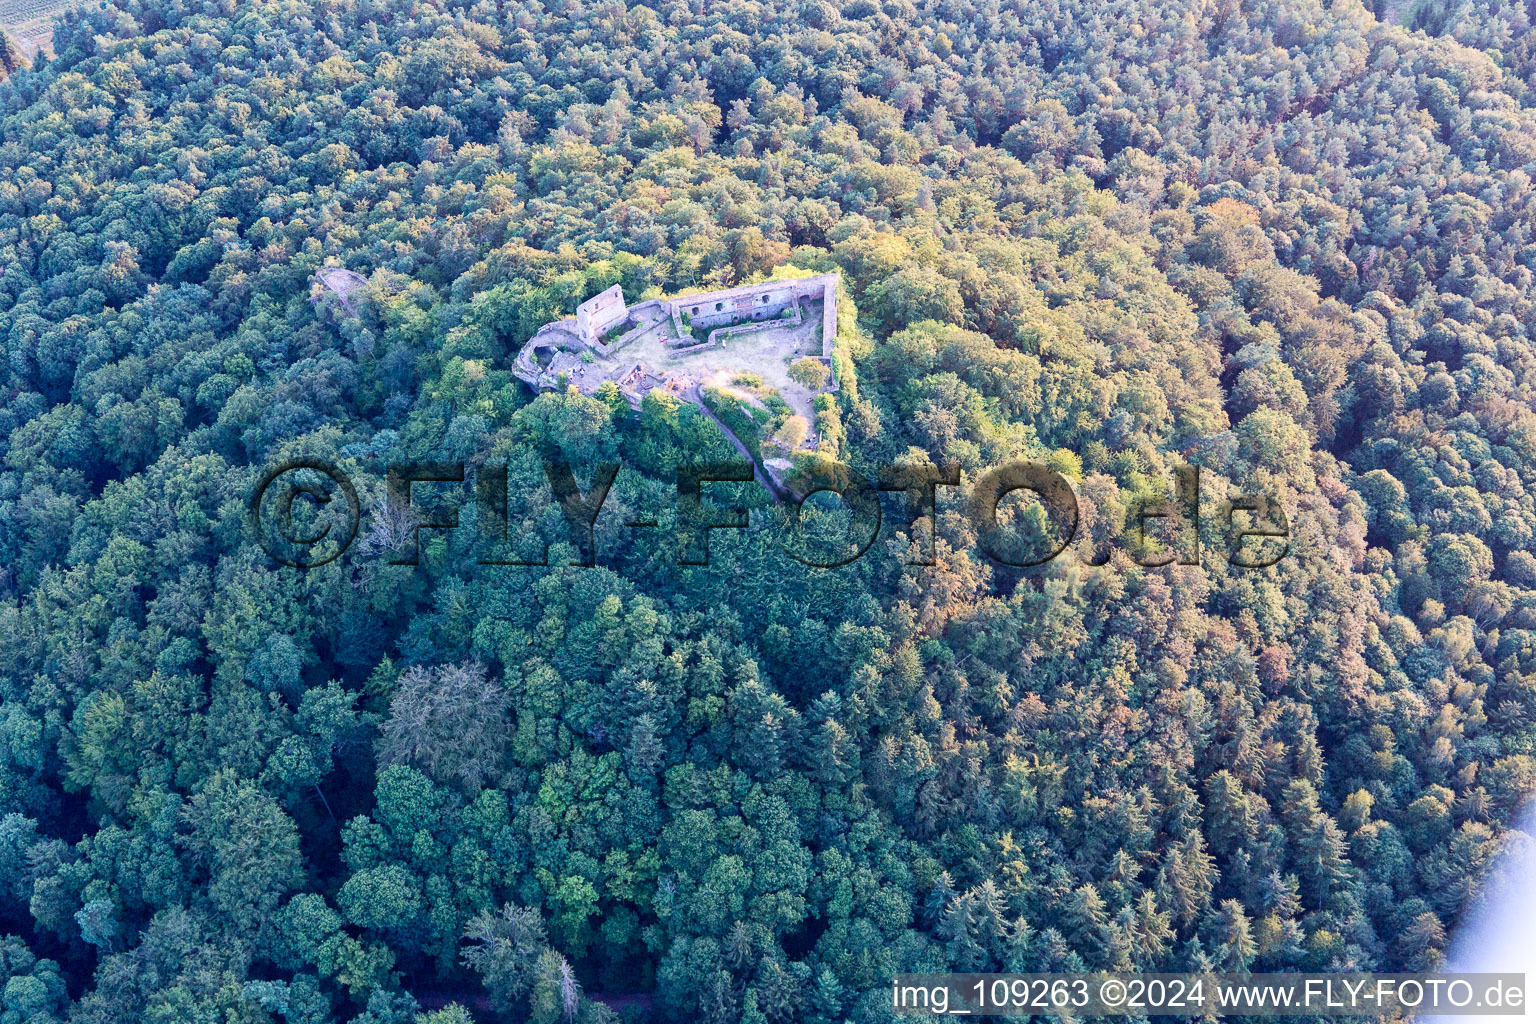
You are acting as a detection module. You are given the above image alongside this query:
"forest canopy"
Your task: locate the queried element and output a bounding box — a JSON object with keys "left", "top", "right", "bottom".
{"left": 1, "top": 0, "right": 1536, "bottom": 1022}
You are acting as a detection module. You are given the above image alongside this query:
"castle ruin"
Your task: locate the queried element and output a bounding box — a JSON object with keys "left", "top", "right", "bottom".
{"left": 513, "top": 274, "right": 840, "bottom": 421}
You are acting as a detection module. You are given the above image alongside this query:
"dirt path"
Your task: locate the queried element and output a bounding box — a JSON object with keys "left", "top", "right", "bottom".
{"left": 688, "top": 384, "right": 791, "bottom": 502}
{"left": 2, "top": 0, "right": 87, "bottom": 62}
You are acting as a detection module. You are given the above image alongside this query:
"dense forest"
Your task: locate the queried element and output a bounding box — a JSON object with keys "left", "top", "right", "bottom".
{"left": 2, "top": 0, "right": 1536, "bottom": 1020}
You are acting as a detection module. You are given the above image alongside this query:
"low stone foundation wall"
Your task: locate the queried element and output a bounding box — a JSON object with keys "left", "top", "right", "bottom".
{"left": 706, "top": 295, "right": 801, "bottom": 346}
